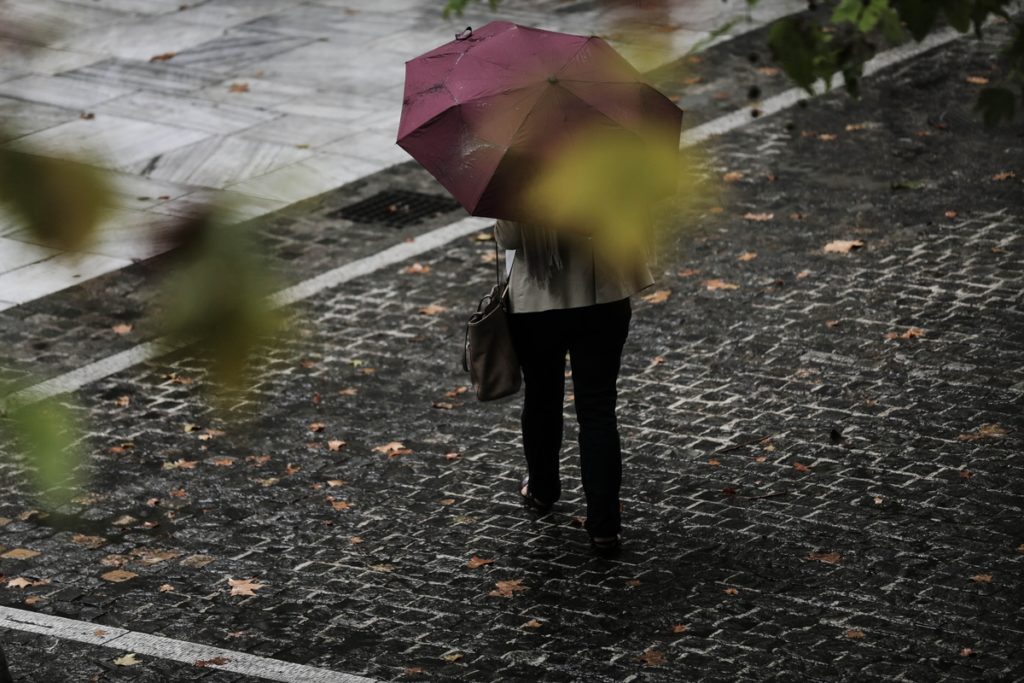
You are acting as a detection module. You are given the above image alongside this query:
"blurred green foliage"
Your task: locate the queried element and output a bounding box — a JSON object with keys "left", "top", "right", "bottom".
{"left": 154, "top": 208, "right": 286, "bottom": 411}
{"left": 442, "top": 0, "right": 501, "bottom": 19}
{"left": 0, "top": 146, "right": 113, "bottom": 251}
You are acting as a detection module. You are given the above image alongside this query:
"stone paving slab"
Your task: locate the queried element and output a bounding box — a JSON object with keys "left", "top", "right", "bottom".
{"left": 0, "top": 0, "right": 807, "bottom": 306}
{"left": 2, "top": 16, "right": 1024, "bottom": 683}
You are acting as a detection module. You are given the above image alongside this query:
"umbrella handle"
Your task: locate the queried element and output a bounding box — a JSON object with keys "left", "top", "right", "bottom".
{"left": 455, "top": 26, "right": 472, "bottom": 41}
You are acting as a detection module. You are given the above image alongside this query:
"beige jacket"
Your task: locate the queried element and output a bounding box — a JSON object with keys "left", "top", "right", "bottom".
{"left": 494, "top": 219, "right": 654, "bottom": 313}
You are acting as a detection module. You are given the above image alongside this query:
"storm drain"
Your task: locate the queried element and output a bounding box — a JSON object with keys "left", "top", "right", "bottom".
{"left": 328, "top": 190, "right": 461, "bottom": 227}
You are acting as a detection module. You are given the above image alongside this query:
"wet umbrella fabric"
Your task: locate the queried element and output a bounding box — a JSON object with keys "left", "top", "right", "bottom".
{"left": 396, "top": 21, "right": 683, "bottom": 220}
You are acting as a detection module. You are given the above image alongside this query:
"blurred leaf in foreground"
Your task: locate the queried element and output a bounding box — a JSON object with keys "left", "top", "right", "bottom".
{"left": 0, "top": 386, "right": 86, "bottom": 509}
{"left": 0, "top": 147, "right": 112, "bottom": 251}
{"left": 153, "top": 206, "right": 287, "bottom": 411}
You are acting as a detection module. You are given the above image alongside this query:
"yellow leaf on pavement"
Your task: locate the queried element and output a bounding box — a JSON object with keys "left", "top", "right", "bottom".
{"left": 641, "top": 289, "right": 671, "bottom": 304}
{"left": 823, "top": 239, "right": 865, "bottom": 254}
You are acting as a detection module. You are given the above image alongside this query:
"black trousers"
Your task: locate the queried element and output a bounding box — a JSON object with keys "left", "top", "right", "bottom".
{"left": 508, "top": 298, "right": 632, "bottom": 537}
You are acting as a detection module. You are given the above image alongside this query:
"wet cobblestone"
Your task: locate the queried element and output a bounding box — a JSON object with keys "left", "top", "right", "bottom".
{"left": 2, "top": 19, "right": 1023, "bottom": 683}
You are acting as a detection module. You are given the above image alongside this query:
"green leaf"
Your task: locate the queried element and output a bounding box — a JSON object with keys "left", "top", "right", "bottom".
{"left": 3, "top": 399, "right": 86, "bottom": 508}
{"left": 975, "top": 87, "right": 1017, "bottom": 127}
{"left": 0, "top": 149, "right": 112, "bottom": 252}
{"left": 832, "top": 0, "right": 865, "bottom": 26}
{"left": 894, "top": 0, "right": 940, "bottom": 41}
{"left": 768, "top": 19, "right": 820, "bottom": 92}
{"left": 859, "top": 0, "right": 892, "bottom": 32}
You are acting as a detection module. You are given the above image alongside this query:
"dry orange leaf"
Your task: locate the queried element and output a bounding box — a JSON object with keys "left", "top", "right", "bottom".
{"left": 195, "top": 656, "right": 230, "bottom": 668}
{"left": 7, "top": 577, "right": 36, "bottom": 589}
{"left": 846, "top": 629, "right": 865, "bottom": 639}
{"left": 419, "top": 303, "right": 447, "bottom": 315}
{"left": 327, "top": 440, "right": 346, "bottom": 452}
{"left": 163, "top": 459, "right": 198, "bottom": 470}
{"left": 757, "top": 66, "right": 780, "bottom": 76}
{"left": 958, "top": 423, "right": 1007, "bottom": 441}
{"left": 227, "top": 577, "right": 266, "bottom": 596}
{"left": 992, "top": 171, "right": 1017, "bottom": 181}
{"left": 327, "top": 497, "right": 352, "bottom": 511}
{"left": 374, "top": 441, "right": 411, "bottom": 457}
{"left": 228, "top": 82, "right": 250, "bottom": 93}
{"left": 349, "top": 536, "right": 363, "bottom": 544}
{"left": 737, "top": 251, "right": 757, "bottom": 261}
{"left": 723, "top": 171, "right": 744, "bottom": 182}
{"left": 641, "top": 289, "right": 671, "bottom": 304}
{"left": 807, "top": 551, "right": 842, "bottom": 565}
{"left": 2, "top": 548, "right": 40, "bottom": 560}
{"left": 149, "top": 52, "right": 176, "bottom": 62}
{"left": 884, "top": 327, "right": 925, "bottom": 340}
{"left": 672, "top": 624, "right": 688, "bottom": 634}
{"left": 703, "top": 279, "right": 739, "bottom": 291}
{"left": 707, "top": 458, "right": 721, "bottom": 466}
{"left": 824, "top": 239, "right": 865, "bottom": 253}
{"left": 970, "top": 574, "right": 993, "bottom": 583}
{"left": 723, "top": 587, "right": 739, "bottom": 595}
{"left": 159, "top": 584, "right": 174, "bottom": 593}
{"left": 403, "top": 262, "right": 430, "bottom": 274}
{"left": 796, "top": 269, "right": 811, "bottom": 279}
{"left": 678, "top": 268, "right": 701, "bottom": 277}
{"left": 466, "top": 555, "right": 494, "bottom": 569}
{"left": 965, "top": 75, "right": 990, "bottom": 85}
{"left": 522, "top": 618, "right": 543, "bottom": 629}
{"left": 444, "top": 452, "right": 461, "bottom": 461}
{"left": 817, "top": 133, "right": 837, "bottom": 141}
{"left": 793, "top": 462, "right": 811, "bottom": 473}
{"left": 209, "top": 457, "right": 235, "bottom": 467}
{"left": 959, "top": 647, "right": 974, "bottom": 657}
{"left": 101, "top": 570, "right": 138, "bottom": 583}
{"left": 111, "top": 323, "right": 133, "bottom": 335}
{"left": 338, "top": 387, "right": 358, "bottom": 396}
{"left": 743, "top": 212, "right": 774, "bottom": 222}
{"left": 945, "top": 210, "right": 958, "bottom": 219}
{"left": 439, "top": 498, "right": 456, "bottom": 506}
{"left": 72, "top": 534, "right": 106, "bottom": 548}
{"left": 488, "top": 578, "right": 527, "bottom": 598}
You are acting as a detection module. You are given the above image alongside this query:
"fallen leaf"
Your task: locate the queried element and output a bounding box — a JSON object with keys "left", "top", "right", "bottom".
{"left": 625, "top": 579, "right": 641, "bottom": 587}
{"left": 723, "top": 171, "right": 744, "bottom": 182}
{"left": 327, "top": 497, "right": 352, "bottom": 511}
{"left": 349, "top": 536, "right": 363, "bottom": 544}
{"left": 113, "top": 653, "right": 141, "bottom": 666}
{"left": 743, "top": 212, "right": 774, "bottom": 221}
{"left": 796, "top": 269, "right": 811, "bottom": 279}
{"left": 133, "top": 549, "right": 181, "bottom": 565}
{"left": 114, "top": 395, "right": 130, "bottom": 407}
{"left": 419, "top": 304, "right": 447, "bottom": 315}
{"left": 790, "top": 212, "right": 807, "bottom": 220}
{"left": 884, "top": 327, "right": 925, "bottom": 340}
{"left": 823, "top": 240, "right": 865, "bottom": 254}
{"left": 992, "top": 171, "right": 1017, "bottom": 181}
{"left": 466, "top": 555, "right": 494, "bottom": 569}
{"left": 374, "top": 441, "right": 412, "bottom": 457}
{"left": 180, "top": 554, "right": 215, "bottom": 568}
{"left": 196, "top": 656, "right": 230, "bottom": 667}
{"left": 473, "top": 231, "right": 493, "bottom": 241}
{"left": 445, "top": 386, "right": 469, "bottom": 398}
{"left": 7, "top": 577, "right": 34, "bottom": 588}
{"left": 338, "top": 387, "right": 358, "bottom": 396}
{"left": 488, "top": 578, "right": 527, "bottom": 598}
{"left": 873, "top": 496, "right": 884, "bottom": 505}
{"left": 754, "top": 455, "right": 767, "bottom": 463}
{"left": 403, "top": 262, "right": 430, "bottom": 274}
{"left": 723, "top": 587, "right": 739, "bottom": 595}
{"left": 370, "top": 563, "right": 394, "bottom": 572}
{"left": 227, "top": 577, "right": 266, "bottom": 596}
{"left": 639, "top": 648, "right": 667, "bottom": 666}
{"left": 969, "top": 574, "right": 993, "bottom": 583}
{"left": 439, "top": 498, "right": 456, "bottom": 506}
{"left": 965, "top": 75, "right": 990, "bottom": 85}
{"left": 957, "top": 423, "right": 1007, "bottom": 441}
{"left": 703, "top": 279, "right": 739, "bottom": 291}
{"left": 101, "top": 570, "right": 138, "bottom": 583}
{"left": 825, "top": 320, "right": 840, "bottom": 328}
{"left": 846, "top": 629, "right": 865, "bottom": 639}
{"left": 159, "top": 584, "right": 174, "bottom": 593}
{"left": 308, "top": 422, "right": 325, "bottom": 433}
{"left": 149, "top": 52, "right": 176, "bottom": 62}
{"left": 672, "top": 624, "right": 688, "bottom": 634}
{"left": 247, "top": 454, "right": 271, "bottom": 466}
{"left": 793, "top": 462, "right": 811, "bottom": 473}
{"left": 522, "top": 618, "right": 543, "bottom": 629}
{"left": 707, "top": 458, "right": 721, "bottom": 466}
{"left": 678, "top": 268, "right": 701, "bottom": 277}
{"left": 2, "top": 548, "right": 40, "bottom": 560}
{"left": 0, "top": 517, "right": 9, "bottom": 527}
{"left": 432, "top": 401, "right": 457, "bottom": 410}
{"left": 163, "top": 459, "right": 198, "bottom": 470}
{"left": 441, "top": 652, "right": 464, "bottom": 663}
{"left": 807, "top": 551, "right": 842, "bottom": 565}
{"left": 80, "top": 111, "right": 95, "bottom": 120}
{"left": 757, "top": 66, "right": 780, "bottom": 76}
{"left": 209, "top": 457, "right": 235, "bottom": 467}
{"left": 959, "top": 469, "right": 973, "bottom": 479}
{"left": 641, "top": 289, "right": 671, "bottom": 304}
{"left": 198, "top": 428, "right": 225, "bottom": 441}
{"left": 228, "top": 82, "right": 250, "bottom": 93}
{"left": 945, "top": 210, "right": 958, "bottom": 219}
{"left": 444, "top": 452, "right": 461, "bottom": 461}
{"left": 72, "top": 534, "right": 106, "bottom": 548}
{"left": 111, "top": 323, "right": 133, "bottom": 335}
{"left": 817, "top": 133, "right": 837, "bottom": 141}
{"left": 959, "top": 647, "right": 974, "bottom": 657}
{"left": 737, "top": 251, "right": 757, "bottom": 261}
{"left": 94, "top": 629, "right": 108, "bottom": 637}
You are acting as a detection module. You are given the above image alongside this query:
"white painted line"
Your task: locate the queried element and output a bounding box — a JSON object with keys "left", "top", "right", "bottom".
{"left": 0, "top": 29, "right": 970, "bottom": 411}
{"left": 0, "top": 216, "right": 491, "bottom": 412}
{"left": 682, "top": 27, "right": 961, "bottom": 145}
{"left": 0, "top": 606, "right": 377, "bottom": 683}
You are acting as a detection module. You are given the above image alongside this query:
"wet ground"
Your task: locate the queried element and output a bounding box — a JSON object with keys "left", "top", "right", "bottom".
{"left": 1, "top": 13, "right": 1023, "bottom": 683}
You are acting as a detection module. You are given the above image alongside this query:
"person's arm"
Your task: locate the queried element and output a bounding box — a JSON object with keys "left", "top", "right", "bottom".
{"left": 494, "top": 219, "right": 523, "bottom": 250}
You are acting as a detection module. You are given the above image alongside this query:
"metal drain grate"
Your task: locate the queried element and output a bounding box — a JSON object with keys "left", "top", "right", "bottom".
{"left": 328, "top": 190, "right": 461, "bottom": 227}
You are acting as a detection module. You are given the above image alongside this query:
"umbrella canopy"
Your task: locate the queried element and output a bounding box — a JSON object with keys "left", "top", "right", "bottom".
{"left": 397, "top": 21, "right": 683, "bottom": 221}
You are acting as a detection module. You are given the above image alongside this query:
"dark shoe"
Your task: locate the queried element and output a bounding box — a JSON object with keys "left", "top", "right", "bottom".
{"left": 589, "top": 534, "right": 621, "bottom": 557}
{"left": 519, "top": 475, "right": 553, "bottom": 513}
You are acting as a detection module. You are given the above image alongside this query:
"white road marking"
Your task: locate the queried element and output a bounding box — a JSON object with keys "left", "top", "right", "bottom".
{"left": 0, "top": 606, "right": 376, "bottom": 682}
{"left": 682, "top": 27, "right": 961, "bottom": 145}
{"left": 1, "top": 27, "right": 971, "bottom": 413}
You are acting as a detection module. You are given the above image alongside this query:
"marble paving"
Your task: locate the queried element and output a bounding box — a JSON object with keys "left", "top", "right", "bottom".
{"left": 0, "top": 0, "right": 807, "bottom": 306}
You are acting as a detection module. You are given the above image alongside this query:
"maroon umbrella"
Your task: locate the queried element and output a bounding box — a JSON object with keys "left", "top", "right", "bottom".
{"left": 396, "top": 21, "right": 683, "bottom": 221}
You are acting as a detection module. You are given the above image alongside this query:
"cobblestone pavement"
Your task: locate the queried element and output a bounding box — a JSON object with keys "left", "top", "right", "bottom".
{"left": 2, "top": 16, "right": 1024, "bottom": 683}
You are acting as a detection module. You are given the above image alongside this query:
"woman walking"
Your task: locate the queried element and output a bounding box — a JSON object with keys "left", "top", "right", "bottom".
{"left": 495, "top": 218, "right": 653, "bottom": 556}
